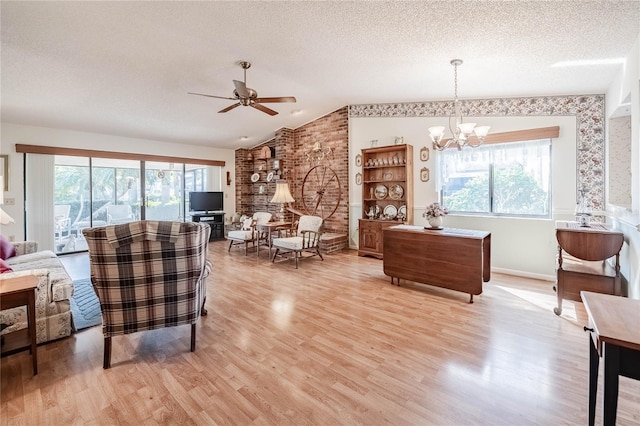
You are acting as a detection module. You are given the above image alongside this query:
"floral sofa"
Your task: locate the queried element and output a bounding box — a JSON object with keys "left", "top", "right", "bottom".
{"left": 0, "top": 241, "right": 74, "bottom": 343}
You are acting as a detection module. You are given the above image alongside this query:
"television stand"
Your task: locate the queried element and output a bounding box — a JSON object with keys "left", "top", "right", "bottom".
{"left": 191, "top": 212, "right": 225, "bottom": 241}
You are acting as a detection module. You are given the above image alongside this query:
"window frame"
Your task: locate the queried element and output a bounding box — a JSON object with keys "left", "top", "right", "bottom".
{"left": 438, "top": 127, "right": 558, "bottom": 219}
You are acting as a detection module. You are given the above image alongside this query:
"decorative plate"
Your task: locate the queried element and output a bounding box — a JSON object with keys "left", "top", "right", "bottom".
{"left": 266, "top": 171, "right": 274, "bottom": 182}
{"left": 398, "top": 205, "right": 407, "bottom": 220}
{"left": 389, "top": 184, "right": 404, "bottom": 200}
{"left": 260, "top": 145, "right": 272, "bottom": 159}
{"left": 251, "top": 172, "right": 260, "bottom": 183}
{"left": 374, "top": 184, "right": 388, "bottom": 200}
{"left": 383, "top": 204, "right": 397, "bottom": 219}
{"left": 383, "top": 171, "right": 393, "bottom": 181}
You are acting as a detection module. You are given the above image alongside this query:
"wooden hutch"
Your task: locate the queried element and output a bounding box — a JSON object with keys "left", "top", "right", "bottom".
{"left": 358, "top": 144, "right": 413, "bottom": 258}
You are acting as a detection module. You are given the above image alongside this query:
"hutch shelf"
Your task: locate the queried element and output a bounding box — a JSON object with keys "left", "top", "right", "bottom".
{"left": 358, "top": 144, "right": 413, "bottom": 259}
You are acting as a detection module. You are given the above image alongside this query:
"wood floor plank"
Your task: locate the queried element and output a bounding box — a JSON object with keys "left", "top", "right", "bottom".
{"left": 1, "top": 240, "right": 639, "bottom": 425}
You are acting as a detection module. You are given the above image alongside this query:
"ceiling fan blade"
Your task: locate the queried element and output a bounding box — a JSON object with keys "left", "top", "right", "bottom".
{"left": 255, "top": 96, "right": 297, "bottom": 103}
{"left": 233, "top": 80, "right": 250, "bottom": 98}
{"left": 218, "top": 103, "right": 241, "bottom": 113}
{"left": 252, "top": 103, "right": 278, "bottom": 116}
{"left": 188, "top": 92, "right": 236, "bottom": 100}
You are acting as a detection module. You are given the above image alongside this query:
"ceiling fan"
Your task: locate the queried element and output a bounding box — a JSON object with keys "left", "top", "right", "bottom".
{"left": 188, "top": 61, "right": 296, "bottom": 116}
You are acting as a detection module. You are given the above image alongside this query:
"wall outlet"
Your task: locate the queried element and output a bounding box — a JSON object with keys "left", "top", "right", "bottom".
{"left": 4, "top": 197, "right": 15, "bottom": 205}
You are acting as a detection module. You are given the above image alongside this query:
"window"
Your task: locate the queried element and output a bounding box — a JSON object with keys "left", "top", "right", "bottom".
{"left": 440, "top": 139, "right": 551, "bottom": 217}
{"left": 185, "top": 167, "right": 206, "bottom": 193}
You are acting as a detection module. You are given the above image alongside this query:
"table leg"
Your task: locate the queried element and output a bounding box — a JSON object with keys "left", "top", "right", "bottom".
{"left": 588, "top": 333, "right": 598, "bottom": 426}
{"left": 603, "top": 343, "right": 619, "bottom": 426}
{"left": 27, "top": 290, "right": 37, "bottom": 375}
{"left": 482, "top": 235, "right": 491, "bottom": 282}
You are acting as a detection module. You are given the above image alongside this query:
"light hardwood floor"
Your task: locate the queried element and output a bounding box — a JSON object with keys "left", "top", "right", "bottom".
{"left": 1, "top": 240, "right": 639, "bottom": 425}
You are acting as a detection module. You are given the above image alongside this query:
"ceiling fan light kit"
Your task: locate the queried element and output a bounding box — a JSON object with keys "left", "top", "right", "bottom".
{"left": 428, "top": 59, "right": 490, "bottom": 151}
{"left": 188, "top": 60, "right": 296, "bottom": 116}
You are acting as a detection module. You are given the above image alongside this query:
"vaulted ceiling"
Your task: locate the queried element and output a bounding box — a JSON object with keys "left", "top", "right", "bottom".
{"left": 2, "top": 1, "right": 639, "bottom": 149}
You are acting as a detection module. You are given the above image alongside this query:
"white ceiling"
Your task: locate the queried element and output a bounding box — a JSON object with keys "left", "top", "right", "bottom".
{"left": 2, "top": 1, "right": 639, "bottom": 150}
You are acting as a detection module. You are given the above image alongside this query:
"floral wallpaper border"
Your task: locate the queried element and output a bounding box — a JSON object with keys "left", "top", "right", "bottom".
{"left": 349, "top": 95, "right": 605, "bottom": 210}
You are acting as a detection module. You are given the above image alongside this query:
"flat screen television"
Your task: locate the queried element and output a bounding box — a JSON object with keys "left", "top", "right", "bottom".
{"left": 189, "top": 191, "right": 223, "bottom": 213}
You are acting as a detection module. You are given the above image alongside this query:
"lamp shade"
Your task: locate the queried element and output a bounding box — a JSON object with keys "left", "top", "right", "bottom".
{"left": 270, "top": 182, "right": 295, "bottom": 203}
{"left": 474, "top": 126, "right": 491, "bottom": 138}
{"left": 457, "top": 122, "right": 477, "bottom": 135}
{"left": 0, "top": 207, "right": 14, "bottom": 225}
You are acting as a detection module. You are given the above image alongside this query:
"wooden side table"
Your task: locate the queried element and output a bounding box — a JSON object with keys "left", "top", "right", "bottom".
{"left": 554, "top": 221, "right": 624, "bottom": 315}
{"left": 257, "top": 221, "right": 291, "bottom": 259}
{"left": 581, "top": 291, "right": 640, "bottom": 425}
{"left": 0, "top": 274, "right": 39, "bottom": 375}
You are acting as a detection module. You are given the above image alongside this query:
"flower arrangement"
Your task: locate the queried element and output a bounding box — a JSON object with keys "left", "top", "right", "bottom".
{"left": 422, "top": 202, "right": 449, "bottom": 219}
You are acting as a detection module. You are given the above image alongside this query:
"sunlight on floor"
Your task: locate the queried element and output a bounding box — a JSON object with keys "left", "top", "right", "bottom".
{"left": 445, "top": 358, "right": 553, "bottom": 401}
{"left": 495, "top": 285, "right": 577, "bottom": 321}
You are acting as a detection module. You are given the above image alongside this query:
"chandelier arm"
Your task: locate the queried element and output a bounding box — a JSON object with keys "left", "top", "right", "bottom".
{"left": 432, "top": 138, "right": 455, "bottom": 151}
{"left": 466, "top": 138, "right": 484, "bottom": 148}
{"left": 428, "top": 59, "right": 490, "bottom": 150}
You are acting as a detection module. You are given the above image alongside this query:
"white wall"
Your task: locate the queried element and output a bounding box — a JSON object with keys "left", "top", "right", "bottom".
{"left": 349, "top": 115, "right": 578, "bottom": 279}
{"left": 0, "top": 123, "right": 236, "bottom": 242}
{"left": 606, "top": 32, "right": 640, "bottom": 299}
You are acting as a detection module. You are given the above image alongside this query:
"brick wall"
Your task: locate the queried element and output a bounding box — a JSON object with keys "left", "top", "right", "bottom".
{"left": 293, "top": 107, "right": 349, "bottom": 234}
{"left": 235, "top": 107, "right": 349, "bottom": 235}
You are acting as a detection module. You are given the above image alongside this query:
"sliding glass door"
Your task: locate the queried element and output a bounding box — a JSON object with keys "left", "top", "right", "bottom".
{"left": 53, "top": 156, "right": 89, "bottom": 253}
{"left": 144, "top": 161, "right": 184, "bottom": 221}
{"left": 51, "top": 155, "right": 215, "bottom": 254}
{"left": 91, "top": 158, "right": 141, "bottom": 228}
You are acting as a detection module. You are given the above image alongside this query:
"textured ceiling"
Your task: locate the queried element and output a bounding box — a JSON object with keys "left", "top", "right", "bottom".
{"left": 2, "top": 1, "right": 639, "bottom": 150}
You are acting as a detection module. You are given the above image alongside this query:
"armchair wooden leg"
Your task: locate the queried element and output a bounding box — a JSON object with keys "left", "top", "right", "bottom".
{"left": 272, "top": 248, "right": 279, "bottom": 262}
{"left": 317, "top": 248, "right": 324, "bottom": 261}
{"left": 295, "top": 251, "right": 299, "bottom": 269}
{"left": 190, "top": 324, "right": 196, "bottom": 352}
{"left": 201, "top": 296, "right": 208, "bottom": 316}
{"left": 228, "top": 240, "right": 233, "bottom": 252}
{"left": 103, "top": 336, "right": 112, "bottom": 369}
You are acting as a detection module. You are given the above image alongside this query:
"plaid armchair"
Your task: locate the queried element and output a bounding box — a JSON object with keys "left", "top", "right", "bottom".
{"left": 83, "top": 221, "right": 211, "bottom": 368}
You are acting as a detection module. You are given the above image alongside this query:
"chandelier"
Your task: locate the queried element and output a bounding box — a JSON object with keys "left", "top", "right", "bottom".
{"left": 428, "top": 59, "right": 490, "bottom": 151}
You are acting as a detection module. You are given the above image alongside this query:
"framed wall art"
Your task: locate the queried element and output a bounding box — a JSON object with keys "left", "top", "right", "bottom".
{"left": 355, "top": 172, "right": 362, "bottom": 185}
{"left": 420, "top": 146, "right": 430, "bottom": 162}
{"left": 0, "top": 155, "right": 8, "bottom": 191}
{"left": 355, "top": 154, "right": 362, "bottom": 167}
{"left": 420, "top": 167, "right": 430, "bottom": 182}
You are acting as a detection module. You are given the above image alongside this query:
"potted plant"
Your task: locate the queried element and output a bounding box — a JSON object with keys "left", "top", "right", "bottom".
{"left": 422, "top": 202, "right": 448, "bottom": 229}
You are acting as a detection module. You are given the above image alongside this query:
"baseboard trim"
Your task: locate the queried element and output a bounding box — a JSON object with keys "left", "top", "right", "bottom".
{"left": 492, "top": 267, "right": 555, "bottom": 282}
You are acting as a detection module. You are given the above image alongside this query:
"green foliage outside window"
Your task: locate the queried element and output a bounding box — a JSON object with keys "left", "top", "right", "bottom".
{"left": 440, "top": 139, "right": 551, "bottom": 217}
{"left": 444, "top": 165, "right": 548, "bottom": 215}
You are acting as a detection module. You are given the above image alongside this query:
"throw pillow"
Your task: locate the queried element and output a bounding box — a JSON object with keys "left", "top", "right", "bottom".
{"left": 0, "top": 258, "right": 12, "bottom": 273}
{"left": 0, "top": 235, "right": 16, "bottom": 260}
{"left": 242, "top": 218, "right": 254, "bottom": 230}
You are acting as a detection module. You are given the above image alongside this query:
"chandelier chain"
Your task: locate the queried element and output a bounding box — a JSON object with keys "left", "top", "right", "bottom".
{"left": 427, "top": 58, "right": 490, "bottom": 151}
{"left": 453, "top": 62, "right": 458, "bottom": 101}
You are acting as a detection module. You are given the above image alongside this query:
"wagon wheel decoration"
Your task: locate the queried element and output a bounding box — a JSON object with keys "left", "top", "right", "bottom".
{"left": 301, "top": 165, "right": 342, "bottom": 220}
